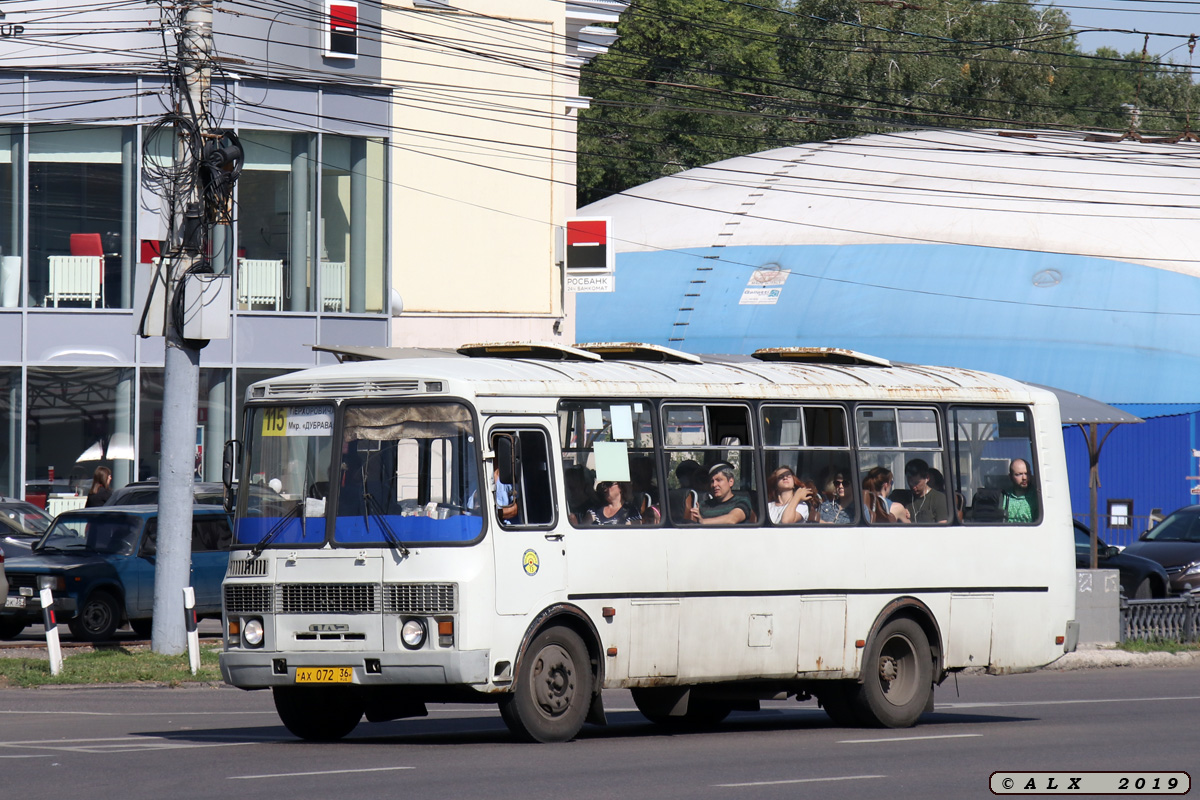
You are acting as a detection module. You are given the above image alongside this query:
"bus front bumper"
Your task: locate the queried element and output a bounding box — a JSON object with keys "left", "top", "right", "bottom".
{"left": 220, "top": 648, "right": 491, "bottom": 689}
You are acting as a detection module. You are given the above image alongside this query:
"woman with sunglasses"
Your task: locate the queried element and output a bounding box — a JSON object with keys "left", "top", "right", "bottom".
{"left": 817, "top": 467, "right": 854, "bottom": 524}
{"left": 766, "top": 466, "right": 813, "bottom": 524}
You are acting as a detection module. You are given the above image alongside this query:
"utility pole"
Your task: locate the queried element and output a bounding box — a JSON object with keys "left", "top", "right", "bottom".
{"left": 153, "top": 0, "right": 212, "bottom": 654}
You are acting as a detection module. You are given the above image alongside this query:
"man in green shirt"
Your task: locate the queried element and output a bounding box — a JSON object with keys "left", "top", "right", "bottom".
{"left": 1003, "top": 458, "right": 1038, "bottom": 523}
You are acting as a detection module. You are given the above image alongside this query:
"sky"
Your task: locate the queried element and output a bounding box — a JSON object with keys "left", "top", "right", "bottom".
{"left": 1062, "top": 0, "right": 1200, "bottom": 62}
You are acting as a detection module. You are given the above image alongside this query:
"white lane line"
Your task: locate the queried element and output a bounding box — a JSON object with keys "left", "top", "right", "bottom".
{"left": 0, "top": 754, "right": 52, "bottom": 759}
{"left": 716, "top": 775, "right": 885, "bottom": 788}
{"left": 0, "top": 710, "right": 274, "bottom": 717}
{"left": 939, "top": 695, "right": 1200, "bottom": 710}
{"left": 839, "top": 733, "right": 982, "bottom": 744}
{"left": 230, "top": 766, "right": 415, "bottom": 780}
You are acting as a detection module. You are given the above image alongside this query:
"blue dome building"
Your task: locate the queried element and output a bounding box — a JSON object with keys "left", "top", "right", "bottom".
{"left": 576, "top": 128, "right": 1200, "bottom": 533}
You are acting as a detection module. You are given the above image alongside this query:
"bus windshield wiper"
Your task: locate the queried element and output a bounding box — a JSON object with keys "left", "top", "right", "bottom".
{"left": 249, "top": 499, "right": 303, "bottom": 558}
{"left": 361, "top": 461, "right": 409, "bottom": 558}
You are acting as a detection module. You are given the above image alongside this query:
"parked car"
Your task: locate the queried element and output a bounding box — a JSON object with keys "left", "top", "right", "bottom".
{"left": 0, "top": 498, "right": 54, "bottom": 550}
{"left": 1122, "top": 505, "right": 1200, "bottom": 595}
{"left": 0, "top": 544, "right": 7, "bottom": 608}
{"left": 1074, "top": 520, "right": 1169, "bottom": 599}
{"left": 105, "top": 480, "right": 280, "bottom": 509}
{"left": 0, "top": 505, "right": 232, "bottom": 642}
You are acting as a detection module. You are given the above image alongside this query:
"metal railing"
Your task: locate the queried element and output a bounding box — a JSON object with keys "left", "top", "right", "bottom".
{"left": 1120, "top": 596, "right": 1198, "bottom": 643}
{"left": 1073, "top": 513, "right": 1160, "bottom": 550}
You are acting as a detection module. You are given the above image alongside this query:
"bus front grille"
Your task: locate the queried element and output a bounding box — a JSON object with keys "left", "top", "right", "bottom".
{"left": 225, "top": 584, "right": 273, "bottom": 613}
{"left": 383, "top": 583, "right": 457, "bottom": 614}
{"left": 277, "top": 583, "right": 380, "bottom": 614}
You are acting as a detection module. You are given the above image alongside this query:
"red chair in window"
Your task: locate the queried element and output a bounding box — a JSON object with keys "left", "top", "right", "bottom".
{"left": 70, "top": 233, "right": 104, "bottom": 257}
{"left": 45, "top": 233, "right": 105, "bottom": 307}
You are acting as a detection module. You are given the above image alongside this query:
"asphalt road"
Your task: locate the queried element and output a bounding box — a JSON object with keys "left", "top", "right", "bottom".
{"left": 0, "top": 667, "right": 1195, "bottom": 800}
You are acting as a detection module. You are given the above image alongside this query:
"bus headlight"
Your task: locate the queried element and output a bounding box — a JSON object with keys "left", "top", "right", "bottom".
{"left": 401, "top": 618, "right": 426, "bottom": 650}
{"left": 243, "top": 618, "right": 264, "bottom": 647}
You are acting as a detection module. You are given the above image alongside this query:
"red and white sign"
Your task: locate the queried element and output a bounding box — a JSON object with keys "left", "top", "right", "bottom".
{"left": 327, "top": 1, "right": 358, "bottom": 59}
{"left": 565, "top": 217, "right": 613, "bottom": 274}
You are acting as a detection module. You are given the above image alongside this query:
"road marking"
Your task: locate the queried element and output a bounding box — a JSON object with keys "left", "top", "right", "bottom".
{"left": 0, "top": 736, "right": 257, "bottom": 754}
{"left": 938, "top": 695, "right": 1200, "bottom": 710}
{"left": 0, "top": 710, "right": 274, "bottom": 717}
{"left": 716, "top": 775, "right": 885, "bottom": 788}
{"left": 840, "top": 734, "right": 979, "bottom": 748}
{"left": 230, "top": 766, "right": 416, "bottom": 780}
{"left": 0, "top": 754, "right": 52, "bottom": 759}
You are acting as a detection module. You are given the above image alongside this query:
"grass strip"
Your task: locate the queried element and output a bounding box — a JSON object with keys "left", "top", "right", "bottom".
{"left": 1117, "top": 638, "right": 1200, "bottom": 655}
{"left": 0, "top": 646, "right": 223, "bottom": 688}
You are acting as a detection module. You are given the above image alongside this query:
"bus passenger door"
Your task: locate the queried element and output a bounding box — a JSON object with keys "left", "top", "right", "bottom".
{"left": 489, "top": 426, "right": 567, "bottom": 615}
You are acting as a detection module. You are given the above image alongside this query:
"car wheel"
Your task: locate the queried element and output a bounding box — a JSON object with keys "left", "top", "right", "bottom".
{"left": 1132, "top": 578, "right": 1153, "bottom": 600}
{"left": 0, "top": 620, "right": 26, "bottom": 640}
{"left": 68, "top": 590, "right": 121, "bottom": 642}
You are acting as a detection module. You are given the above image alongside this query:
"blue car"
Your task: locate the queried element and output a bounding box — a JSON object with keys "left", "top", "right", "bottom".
{"left": 0, "top": 505, "right": 232, "bottom": 641}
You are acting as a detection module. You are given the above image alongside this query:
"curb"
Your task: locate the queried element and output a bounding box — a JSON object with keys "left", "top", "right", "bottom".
{"left": 1043, "top": 643, "right": 1200, "bottom": 671}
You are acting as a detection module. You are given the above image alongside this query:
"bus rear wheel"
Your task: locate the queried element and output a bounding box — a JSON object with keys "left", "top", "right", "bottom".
{"left": 499, "top": 626, "right": 593, "bottom": 743}
{"left": 852, "top": 617, "right": 933, "bottom": 728}
{"left": 272, "top": 686, "right": 364, "bottom": 741}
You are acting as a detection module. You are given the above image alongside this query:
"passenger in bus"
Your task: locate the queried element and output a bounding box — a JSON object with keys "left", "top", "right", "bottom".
{"left": 563, "top": 465, "right": 595, "bottom": 525}
{"left": 796, "top": 478, "right": 821, "bottom": 522}
{"left": 1002, "top": 459, "right": 1039, "bottom": 523}
{"left": 686, "top": 462, "right": 752, "bottom": 525}
{"left": 766, "top": 466, "right": 812, "bottom": 524}
{"left": 926, "top": 466, "right": 963, "bottom": 521}
{"left": 903, "top": 461, "right": 949, "bottom": 524}
{"left": 817, "top": 468, "right": 853, "bottom": 524}
{"left": 587, "top": 481, "right": 642, "bottom": 526}
{"left": 494, "top": 467, "right": 519, "bottom": 524}
{"left": 862, "top": 466, "right": 907, "bottom": 523}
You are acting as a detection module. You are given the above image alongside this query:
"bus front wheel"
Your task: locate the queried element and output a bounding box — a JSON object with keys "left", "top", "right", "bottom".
{"left": 273, "top": 686, "right": 363, "bottom": 741}
{"left": 499, "top": 626, "right": 593, "bottom": 743}
{"left": 853, "top": 617, "right": 933, "bottom": 728}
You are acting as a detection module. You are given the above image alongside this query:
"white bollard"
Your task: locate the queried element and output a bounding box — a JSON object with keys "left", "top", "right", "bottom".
{"left": 39, "top": 585, "right": 63, "bottom": 676}
{"left": 183, "top": 586, "right": 200, "bottom": 675}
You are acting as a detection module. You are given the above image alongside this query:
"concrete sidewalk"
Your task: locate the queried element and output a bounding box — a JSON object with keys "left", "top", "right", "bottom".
{"left": 1043, "top": 642, "right": 1200, "bottom": 671}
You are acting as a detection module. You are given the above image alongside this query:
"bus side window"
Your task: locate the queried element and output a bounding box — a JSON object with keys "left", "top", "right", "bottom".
{"left": 557, "top": 400, "right": 660, "bottom": 528}
{"left": 491, "top": 429, "right": 555, "bottom": 528}
{"left": 951, "top": 407, "right": 1039, "bottom": 525}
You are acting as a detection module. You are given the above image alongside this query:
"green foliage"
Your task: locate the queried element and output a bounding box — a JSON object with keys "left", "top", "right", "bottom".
{"left": 0, "top": 646, "right": 222, "bottom": 688}
{"left": 578, "top": 0, "right": 1200, "bottom": 205}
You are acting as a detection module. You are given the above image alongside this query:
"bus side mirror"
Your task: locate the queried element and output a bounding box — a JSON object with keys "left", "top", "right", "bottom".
{"left": 493, "top": 434, "right": 516, "bottom": 485}
{"left": 222, "top": 439, "right": 241, "bottom": 514}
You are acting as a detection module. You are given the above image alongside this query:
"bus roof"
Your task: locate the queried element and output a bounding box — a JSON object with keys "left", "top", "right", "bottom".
{"left": 253, "top": 345, "right": 1053, "bottom": 406}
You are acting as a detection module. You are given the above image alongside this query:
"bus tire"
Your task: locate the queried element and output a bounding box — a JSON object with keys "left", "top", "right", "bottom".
{"left": 853, "top": 617, "right": 933, "bottom": 728}
{"left": 273, "top": 686, "right": 363, "bottom": 741}
{"left": 499, "top": 625, "right": 592, "bottom": 743}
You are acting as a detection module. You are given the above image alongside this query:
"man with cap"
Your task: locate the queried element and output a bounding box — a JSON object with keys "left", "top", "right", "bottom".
{"left": 686, "top": 462, "right": 752, "bottom": 525}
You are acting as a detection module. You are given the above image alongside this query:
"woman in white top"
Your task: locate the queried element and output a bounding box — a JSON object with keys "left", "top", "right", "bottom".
{"left": 766, "top": 466, "right": 813, "bottom": 524}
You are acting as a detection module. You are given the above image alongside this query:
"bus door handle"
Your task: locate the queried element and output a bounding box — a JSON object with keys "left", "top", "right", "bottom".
{"left": 544, "top": 533, "right": 564, "bottom": 542}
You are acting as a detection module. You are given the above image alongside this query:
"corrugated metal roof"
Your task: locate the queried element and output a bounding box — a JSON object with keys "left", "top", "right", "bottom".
{"left": 583, "top": 128, "right": 1200, "bottom": 274}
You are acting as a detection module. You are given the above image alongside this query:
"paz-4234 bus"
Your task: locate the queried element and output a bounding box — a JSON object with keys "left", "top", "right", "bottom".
{"left": 219, "top": 342, "right": 1078, "bottom": 743}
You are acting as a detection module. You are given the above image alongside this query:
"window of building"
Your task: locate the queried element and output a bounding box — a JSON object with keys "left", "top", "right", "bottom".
{"left": 0, "top": 127, "right": 21, "bottom": 310}
{"left": 26, "top": 367, "right": 135, "bottom": 499}
{"left": 29, "top": 126, "right": 133, "bottom": 309}
{"left": 320, "top": 135, "right": 387, "bottom": 313}
{"left": 0, "top": 367, "right": 19, "bottom": 496}
{"left": 139, "top": 368, "right": 232, "bottom": 484}
{"left": 1108, "top": 499, "right": 1132, "bottom": 529}
{"left": 951, "top": 406, "right": 1039, "bottom": 525}
{"left": 559, "top": 400, "right": 659, "bottom": 527}
{"left": 237, "top": 132, "right": 317, "bottom": 312}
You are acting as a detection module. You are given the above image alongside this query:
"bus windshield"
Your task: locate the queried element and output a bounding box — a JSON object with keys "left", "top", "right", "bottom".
{"left": 334, "top": 402, "right": 484, "bottom": 545}
{"left": 235, "top": 404, "right": 335, "bottom": 547}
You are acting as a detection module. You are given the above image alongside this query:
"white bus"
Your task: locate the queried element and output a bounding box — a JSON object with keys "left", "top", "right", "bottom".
{"left": 219, "top": 342, "right": 1078, "bottom": 743}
